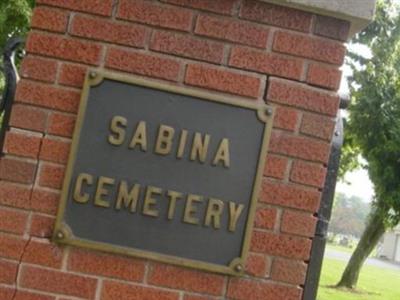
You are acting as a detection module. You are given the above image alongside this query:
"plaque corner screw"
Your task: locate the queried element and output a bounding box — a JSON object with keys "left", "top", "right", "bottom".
{"left": 234, "top": 263, "right": 243, "bottom": 272}
{"left": 265, "top": 108, "right": 273, "bottom": 116}
{"left": 56, "top": 231, "right": 64, "bottom": 240}
{"left": 89, "top": 71, "right": 98, "bottom": 79}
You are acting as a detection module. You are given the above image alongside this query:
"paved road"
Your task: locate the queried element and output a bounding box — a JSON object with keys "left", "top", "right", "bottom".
{"left": 324, "top": 248, "right": 400, "bottom": 271}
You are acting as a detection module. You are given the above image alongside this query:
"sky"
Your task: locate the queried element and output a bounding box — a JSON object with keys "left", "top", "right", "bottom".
{"left": 336, "top": 168, "right": 374, "bottom": 202}
{"left": 334, "top": 43, "right": 374, "bottom": 203}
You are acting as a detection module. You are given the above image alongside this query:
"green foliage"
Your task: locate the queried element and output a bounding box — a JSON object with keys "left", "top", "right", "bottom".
{"left": 0, "top": 0, "right": 34, "bottom": 51}
{"left": 343, "top": 0, "right": 400, "bottom": 226}
{"left": 338, "top": 131, "right": 362, "bottom": 180}
{"left": 0, "top": 0, "right": 35, "bottom": 93}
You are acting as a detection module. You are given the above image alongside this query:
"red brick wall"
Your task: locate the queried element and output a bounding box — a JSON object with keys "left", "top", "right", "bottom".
{"left": 0, "top": 0, "right": 349, "bottom": 299}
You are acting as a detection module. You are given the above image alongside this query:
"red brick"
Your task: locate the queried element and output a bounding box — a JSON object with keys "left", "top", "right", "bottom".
{"left": 185, "top": 64, "right": 261, "bottom": 98}
{"left": 240, "top": 0, "right": 312, "bottom": 33}
{"left": 269, "top": 131, "right": 330, "bottom": 163}
{"left": 0, "top": 181, "right": 31, "bottom": 209}
{"left": 4, "top": 131, "right": 42, "bottom": 159}
{"left": 20, "top": 56, "right": 58, "bottom": 83}
{"left": 161, "top": 0, "right": 236, "bottom": 15}
{"left": 36, "top": 0, "right": 113, "bottom": 16}
{"left": 47, "top": 112, "right": 76, "bottom": 138}
{"left": 29, "top": 214, "right": 55, "bottom": 238}
{"left": 117, "top": 0, "right": 193, "bottom": 32}
{"left": 16, "top": 81, "right": 80, "bottom": 113}
{"left": 15, "top": 291, "right": 55, "bottom": 300}
{"left": 260, "top": 179, "right": 321, "bottom": 212}
{"left": 254, "top": 207, "right": 277, "bottom": 230}
{"left": 20, "top": 265, "right": 97, "bottom": 299}
{"left": 281, "top": 210, "right": 317, "bottom": 238}
{"left": 0, "top": 259, "right": 18, "bottom": 284}
{"left": 150, "top": 31, "right": 224, "bottom": 64}
{"left": 251, "top": 230, "right": 312, "bottom": 260}
{"left": 59, "top": 63, "right": 87, "bottom": 88}
{"left": 106, "top": 47, "right": 181, "bottom": 82}
{"left": 101, "top": 280, "right": 179, "bottom": 300}
{"left": 227, "top": 278, "right": 302, "bottom": 300}
{"left": 273, "top": 31, "right": 346, "bottom": 65}
{"left": 195, "top": 15, "right": 269, "bottom": 49}
{"left": 314, "top": 15, "right": 350, "bottom": 41}
{"left": 31, "top": 189, "right": 60, "bottom": 215}
{"left": 267, "top": 78, "right": 340, "bottom": 117}
{"left": 301, "top": 113, "right": 336, "bottom": 142}
{"left": 39, "top": 137, "right": 71, "bottom": 164}
{"left": 245, "top": 253, "right": 269, "bottom": 277}
{"left": 0, "top": 234, "right": 27, "bottom": 260}
{"left": 0, "top": 287, "right": 13, "bottom": 300}
{"left": 26, "top": 32, "right": 102, "bottom": 66}
{"left": 10, "top": 104, "right": 48, "bottom": 133}
{"left": 290, "top": 160, "right": 327, "bottom": 188}
{"left": 22, "top": 240, "right": 63, "bottom": 268}
{"left": 264, "top": 155, "right": 288, "bottom": 179}
{"left": 0, "top": 157, "right": 36, "bottom": 184}
{"left": 38, "top": 163, "right": 65, "bottom": 189}
{"left": 271, "top": 258, "right": 307, "bottom": 285}
{"left": 71, "top": 15, "right": 148, "bottom": 48}
{"left": 149, "top": 264, "right": 224, "bottom": 296}
{"left": 0, "top": 208, "right": 28, "bottom": 235}
{"left": 68, "top": 249, "right": 145, "bottom": 282}
{"left": 229, "top": 47, "right": 303, "bottom": 80}
{"left": 307, "top": 63, "right": 342, "bottom": 91}
{"left": 272, "top": 106, "right": 299, "bottom": 132}
{"left": 0, "top": 287, "right": 56, "bottom": 300}
{"left": 31, "top": 7, "right": 69, "bottom": 33}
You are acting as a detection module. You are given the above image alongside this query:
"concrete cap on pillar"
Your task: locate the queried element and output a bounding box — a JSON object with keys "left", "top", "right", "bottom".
{"left": 262, "top": 0, "right": 377, "bottom": 37}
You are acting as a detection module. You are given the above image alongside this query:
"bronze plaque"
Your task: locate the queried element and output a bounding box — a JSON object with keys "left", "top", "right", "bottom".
{"left": 53, "top": 71, "right": 273, "bottom": 275}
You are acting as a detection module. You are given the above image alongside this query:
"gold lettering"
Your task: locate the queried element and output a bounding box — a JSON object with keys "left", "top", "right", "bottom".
{"left": 205, "top": 198, "right": 224, "bottom": 229}
{"left": 108, "top": 116, "right": 127, "bottom": 146}
{"left": 73, "top": 173, "right": 93, "bottom": 204}
{"left": 94, "top": 176, "right": 115, "bottom": 208}
{"left": 142, "top": 186, "right": 162, "bottom": 217}
{"left": 166, "top": 190, "right": 183, "bottom": 220}
{"left": 155, "top": 124, "right": 175, "bottom": 155}
{"left": 129, "top": 121, "right": 147, "bottom": 151}
{"left": 228, "top": 202, "right": 244, "bottom": 232}
{"left": 176, "top": 129, "right": 188, "bottom": 159}
{"left": 213, "top": 138, "right": 230, "bottom": 168}
{"left": 190, "top": 132, "right": 210, "bottom": 163}
{"left": 183, "top": 194, "right": 202, "bottom": 225}
{"left": 115, "top": 181, "right": 140, "bottom": 212}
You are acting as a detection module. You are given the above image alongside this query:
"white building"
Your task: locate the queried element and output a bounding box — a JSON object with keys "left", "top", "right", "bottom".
{"left": 378, "top": 225, "right": 400, "bottom": 263}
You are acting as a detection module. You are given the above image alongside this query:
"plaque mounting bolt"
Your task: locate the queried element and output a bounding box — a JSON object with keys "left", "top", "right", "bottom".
{"left": 89, "top": 71, "right": 98, "bottom": 79}
{"left": 265, "top": 108, "right": 273, "bottom": 116}
{"left": 56, "top": 231, "right": 64, "bottom": 240}
{"left": 234, "top": 263, "right": 243, "bottom": 272}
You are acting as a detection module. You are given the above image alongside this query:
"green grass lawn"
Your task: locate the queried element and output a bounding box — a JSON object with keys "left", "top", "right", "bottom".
{"left": 318, "top": 258, "right": 400, "bottom": 300}
{"left": 326, "top": 243, "right": 355, "bottom": 254}
{"left": 325, "top": 243, "right": 378, "bottom": 257}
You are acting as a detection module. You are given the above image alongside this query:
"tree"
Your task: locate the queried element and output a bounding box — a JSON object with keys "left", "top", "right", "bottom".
{"left": 329, "top": 193, "right": 370, "bottom": 238}
{"left": 336, "top": 0, "right": 400, "bottom": 288}
{"left": 0, "top": 0, "right": 35, "bottom": 93}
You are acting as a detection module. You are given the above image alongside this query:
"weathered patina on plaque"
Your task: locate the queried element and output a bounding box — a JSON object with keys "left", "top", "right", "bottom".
{"left": 53, "top": 70, "right": 274, "bottom": 275}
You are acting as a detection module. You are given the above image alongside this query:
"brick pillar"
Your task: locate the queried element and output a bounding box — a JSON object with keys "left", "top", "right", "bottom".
{"left": 0, "top": 1, "right": 366, "bottom": 299}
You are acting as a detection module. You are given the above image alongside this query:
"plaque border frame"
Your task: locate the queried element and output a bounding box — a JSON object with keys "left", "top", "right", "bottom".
{"left": 53, "top": 70, "right": 274, "bottom": 276}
